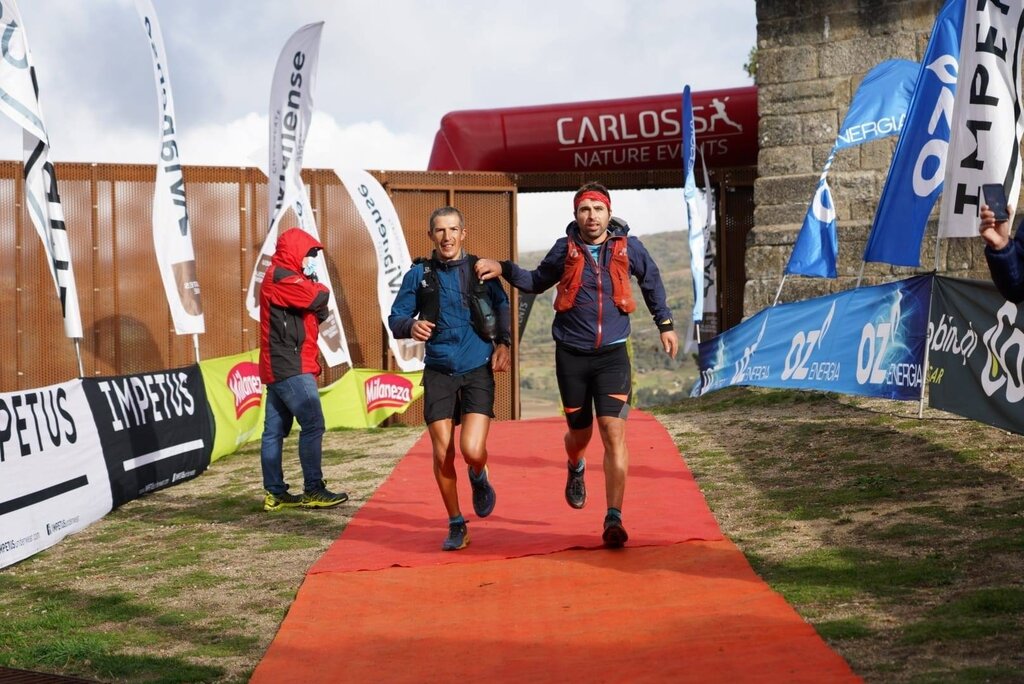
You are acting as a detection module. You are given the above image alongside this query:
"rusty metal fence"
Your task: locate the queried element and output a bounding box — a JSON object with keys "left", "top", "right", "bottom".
{"left": 0, "top": 163, "right": 519, "bottom": 422}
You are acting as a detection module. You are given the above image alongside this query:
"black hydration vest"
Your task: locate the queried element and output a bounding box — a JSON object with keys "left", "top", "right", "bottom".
{"left": 414, "top": 254, "right": 497, "bottom": 343}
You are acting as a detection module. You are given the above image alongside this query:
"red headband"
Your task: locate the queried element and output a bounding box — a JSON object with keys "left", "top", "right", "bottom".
{"left": 574, "top": 190, "right": 611, "bottom": 213}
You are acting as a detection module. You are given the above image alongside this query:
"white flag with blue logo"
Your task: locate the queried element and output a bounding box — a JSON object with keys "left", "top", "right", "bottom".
{"left": 682, "top": 86, "right": 705, "bottom": 322}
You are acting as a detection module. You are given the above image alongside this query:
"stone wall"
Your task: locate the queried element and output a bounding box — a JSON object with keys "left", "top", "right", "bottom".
{"left": 749, "top": 0, "right": 988, "bottom": 316}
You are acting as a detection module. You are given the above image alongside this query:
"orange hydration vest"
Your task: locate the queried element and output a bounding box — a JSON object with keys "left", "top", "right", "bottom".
{"left": 554, "top": 235, "right": 636, "bottom": 314}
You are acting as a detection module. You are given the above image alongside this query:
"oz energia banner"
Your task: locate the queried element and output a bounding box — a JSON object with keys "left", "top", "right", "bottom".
{"left": 0, "top": 380, "right": 109, "bottom": 569}
{"left": 939, "top": 1, "right": 1024, "bottom": 238}
{"left": 135, "top": 0, "right": 204, "bottom": 334}
{"left": 692, "top": 275, "right": 930, "bottom": 400}
{"left": 336, "top": 168, "right": 425, "bottom": 371}
{"left": 245, "top": 22, "right": 351, "bottom": 367}
{"left": 0, "top": 1, "right": 83, "bottom": 339}
{"left": 928, "top": 277, "right": 1024, "bottom": 435}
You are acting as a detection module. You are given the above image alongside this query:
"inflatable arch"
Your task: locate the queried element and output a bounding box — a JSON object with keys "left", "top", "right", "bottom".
{"left": 427, "top": 86, "right": 758, "bottom": 173}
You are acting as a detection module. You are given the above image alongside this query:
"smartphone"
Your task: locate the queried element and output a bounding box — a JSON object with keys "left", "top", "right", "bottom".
{"left": 983, "top": 183, "right": 1010, "bottom": 221}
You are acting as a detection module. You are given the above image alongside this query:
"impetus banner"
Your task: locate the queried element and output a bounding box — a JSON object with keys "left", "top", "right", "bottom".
{"left": 928, "top": 276, "right": 1024, "bottom": 434}
{"left": 320, "top": 369, "right": 423, "bottom": 429}
{"left": 82, "top": 366, "right": 212, "bottom": 508}
{"left": 693, "top": 276, "right": 931, "bottom": 400}
{"left": 134, "top": 0, "right": 204, "bottom": 335}
{"left": 0, "top": 380, "right": 109, "bottom": 570}
{"left": 199, "top": 349, "right": 265, "bottom": 461}
{"left": 336, "top": 168, "right": 424, "bottom": 371}
{"left": 863, "top": 0, "right": 963, "bottom": 266}
{"left": 0, "top": 1, "right": 82, "bottom": 339}
{"left": 245, "top": 22, "right": 351, "bottom": 367}
{"left": 939, "top": 1, "right": 1024, "bottom": 238}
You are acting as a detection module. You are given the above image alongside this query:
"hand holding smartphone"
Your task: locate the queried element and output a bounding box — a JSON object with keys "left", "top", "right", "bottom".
{"left": 983, "top": 183, "right": 1010, "bottom": 221}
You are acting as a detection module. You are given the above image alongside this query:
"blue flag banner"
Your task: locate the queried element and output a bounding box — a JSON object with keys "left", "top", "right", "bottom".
{"left": 682, "top": 85, "right": 705, "bottom": 322}
{"left": 692, "top": 275, "right": 931, "bottom": 400}
{"left": 834, "top": 59, "right": 919, "bottom": 150}
{"left": 785, "top": 153, "right": 838, "bottom": 277}
{"left": 864, "top": 0, "right": 964, "bottom": 266}
{"left": 785, "top": 59, "right": 919, "bottom": 278}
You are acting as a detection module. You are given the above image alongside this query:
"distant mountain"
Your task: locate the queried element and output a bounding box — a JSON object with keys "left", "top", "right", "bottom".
{"left": 515, "top": 230, "right": 699, "bottom": 415}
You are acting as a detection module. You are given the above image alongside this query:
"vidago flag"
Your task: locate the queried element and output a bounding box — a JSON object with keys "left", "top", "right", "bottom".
{"left": 939, "top": 1, "right": 1024, "bottom": 238}
{"left": 863, "top": 0, "right": 963, "bottom": 266}
{"left": 135, "top": 0, "right": 204, "bottom": 335}
{"left": 0, "top": 1, "right": 82, "bottom": 339}
{"left": 245, "top": 22, "right": 351, "bottom": 367}
{"left": 336, "top": 168, "right": 425, "bottom": 371}
{"left": 682, "top": 86, "right": 705, "bottom": 322}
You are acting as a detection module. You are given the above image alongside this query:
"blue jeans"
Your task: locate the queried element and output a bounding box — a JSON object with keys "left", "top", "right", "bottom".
{"left": 260, "top": 373, "right": 325, "bottom": 494}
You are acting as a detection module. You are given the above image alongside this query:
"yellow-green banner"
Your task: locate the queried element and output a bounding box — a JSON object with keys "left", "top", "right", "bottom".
{"left": 199, "top": 349, "right": 265, "bottom": 462}
{"left": 321, "top": 369, "right": 423, "bottom": 428}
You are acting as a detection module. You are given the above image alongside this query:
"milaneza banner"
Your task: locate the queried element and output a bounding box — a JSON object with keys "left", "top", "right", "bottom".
{"left": 134, "top": 0, "right": 204, "bottom": 334}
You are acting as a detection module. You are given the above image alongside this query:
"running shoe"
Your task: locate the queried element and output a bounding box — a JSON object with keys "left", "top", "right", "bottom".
{"left": 468, "top": 465, "right": 496, "bottom": 518}
{"left": 442, "top": 521, "right": 470, "bottom": 551}
{"left": 565, "top": 458, "right": 587, "bottom": 509}
{"left": 301, "top": 481, "right": 349, "bottom": 508}
{"left": 602, "top": 513, "right": 629, "bottom": 548}
{"left": 263, "top": 490, "right": 303, "bottom": 512}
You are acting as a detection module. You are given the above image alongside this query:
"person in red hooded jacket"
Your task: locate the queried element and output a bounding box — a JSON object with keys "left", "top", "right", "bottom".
{"left": 258, "top": 227, "right": 348, "bottom": 511}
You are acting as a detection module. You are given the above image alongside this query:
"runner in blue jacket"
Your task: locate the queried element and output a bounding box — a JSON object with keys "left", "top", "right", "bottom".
{"left": 476, "top": 182, "right": 678, "bottom": 548}
{"left": 389, "top": 206, "right": 511, "bottom": 551}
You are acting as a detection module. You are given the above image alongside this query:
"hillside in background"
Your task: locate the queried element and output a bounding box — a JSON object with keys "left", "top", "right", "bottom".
{"left": 516, "top": 230, "right": 698, "bottom": 416}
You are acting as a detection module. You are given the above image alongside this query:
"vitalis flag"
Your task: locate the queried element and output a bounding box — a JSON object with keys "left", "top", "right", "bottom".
{"left": 0, "top": 380, "right": 110, "bottom": 570}
{"left": 83, "top": 365, "right": 212, "bottom": 509}
{"left": 863, "top": 0, "right": 963, "bottom": 266}
{"left": 135, "top": 0, "right": 204, "bottom": 334}
{"left": 245, "top": 22, "right": 351, "bottom": 367}
{"left": 0, "top": 1, "right": 82, "bottom": 338}
{"left": 938, "top": 1, "right": 1024, "bottom": 238}
{"left": 337, "top": 168, "right": 424, "bottom": 371}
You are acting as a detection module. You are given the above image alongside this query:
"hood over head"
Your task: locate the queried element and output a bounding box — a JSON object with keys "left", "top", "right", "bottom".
{"left": 273, "top": 227, "right": 324, "bottom": 273}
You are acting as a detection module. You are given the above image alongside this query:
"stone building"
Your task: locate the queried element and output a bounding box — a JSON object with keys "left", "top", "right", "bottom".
{"left": 747, "top": 0, "right": 989, "bottom": 317}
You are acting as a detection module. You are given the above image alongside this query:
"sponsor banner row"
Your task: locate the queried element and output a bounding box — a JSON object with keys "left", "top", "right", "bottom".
{"left": 693, "top": 275, "right": 931, "bottom": 400}
{"left": 1, "top": 354, "right": 422, "bottom": 570}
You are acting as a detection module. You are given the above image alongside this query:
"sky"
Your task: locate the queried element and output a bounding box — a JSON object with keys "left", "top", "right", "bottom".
{"left": 3, "top": 0, "right": 757, "bottom": 251}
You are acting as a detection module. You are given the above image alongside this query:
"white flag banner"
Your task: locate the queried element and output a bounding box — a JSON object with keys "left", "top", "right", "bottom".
{"left": 244, "top": 22, "right": 351, "bottom": 367}
{"left": 336, "top": 168, "right": 424, "bottom": 371}
{"left": 0, "top": 1, "right": 82, "bottom": 339}
{"left": 135, "top": 0, "right": 204, "bottom": 335}
{"left": 938, "top": 1, "right": 1024, "bottom": 238}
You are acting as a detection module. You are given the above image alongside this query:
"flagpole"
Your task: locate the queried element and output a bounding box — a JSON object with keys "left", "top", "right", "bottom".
{"left": 73, "top": 339, "right": 84, "bottom": 378}
{"left": 918, "top": 274, "right": 936, "bottom": 419}
{"left": 855, "top": 261, "right": 866, "bottom": 288}
{"left": 933, "top": 235, "right": 942, "bottom": 272}
{"left": 772, "top": 274, "right": 787, "bottom": 306}
{"left": 192, "top": 333, "right": 201, "bottom": 363}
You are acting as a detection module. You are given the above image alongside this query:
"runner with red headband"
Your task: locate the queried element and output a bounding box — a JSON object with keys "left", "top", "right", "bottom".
{"left": 476, "top": 181, "right": 678, "bottom": 547}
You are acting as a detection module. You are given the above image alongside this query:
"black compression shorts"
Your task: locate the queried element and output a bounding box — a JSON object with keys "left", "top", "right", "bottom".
{"left": 422, "top": 363, "right": 495, "bottom": 425}
{"left": 555, "top": 342, "right": 631, "bottom": 430}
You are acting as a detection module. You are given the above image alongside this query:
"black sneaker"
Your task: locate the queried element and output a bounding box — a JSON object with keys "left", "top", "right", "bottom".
{"left": 442, "top": 521, "right": 470, "bottom": 551}
{"left": 301, "top": 481, "right": 349, "bottom": 508}
{"left": 468, "top": 466, "right": 496, "bottom": 518}
{"left": 602, "top": 514, "right": 628, "bottom": 548}
{"left": 263, "top": 490, "right": 302, "bottom": 512}
{"left": 565, "top": 458, "right": 586, "bottom": 509}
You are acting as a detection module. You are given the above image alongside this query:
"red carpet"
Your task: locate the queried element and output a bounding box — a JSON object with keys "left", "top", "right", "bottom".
{"left": 311, "top": 411, "right": 722, "bottom": 573}
{"left": 253, "top": 411, "right": 861, "bottom": 683}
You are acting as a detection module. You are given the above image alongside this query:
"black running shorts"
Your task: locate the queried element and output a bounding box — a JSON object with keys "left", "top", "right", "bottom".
{"left": 555, "top": 342, "right": 631, "bottom": 430}
{"left": 422, "top": 363, "right": 495, "bottom": 425}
